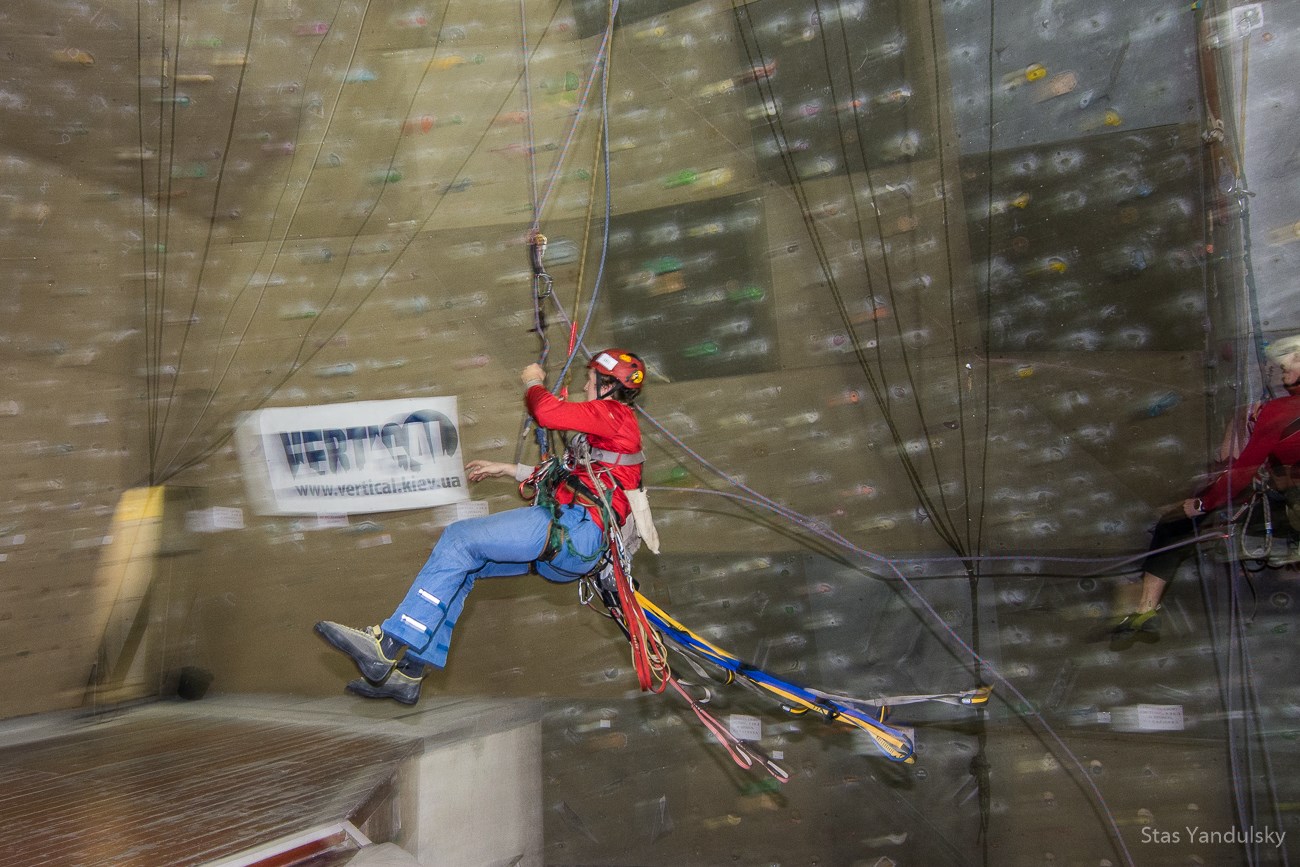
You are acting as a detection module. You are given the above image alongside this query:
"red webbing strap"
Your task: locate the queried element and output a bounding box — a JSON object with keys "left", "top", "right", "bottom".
{"left": 665, "top": 677, "right": 789, "bottom": 783}
{"left": 608, "top": 548, "right": 667, "bottom": 692}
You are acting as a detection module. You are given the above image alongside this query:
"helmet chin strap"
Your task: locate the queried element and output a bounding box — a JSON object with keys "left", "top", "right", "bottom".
{"left": 596, "top": 377, "right": 619, "bottom": 401}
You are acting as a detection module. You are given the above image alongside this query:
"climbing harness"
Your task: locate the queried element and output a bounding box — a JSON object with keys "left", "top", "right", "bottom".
{"left": 523, "top": 433, "right": 642, "bottom": 554}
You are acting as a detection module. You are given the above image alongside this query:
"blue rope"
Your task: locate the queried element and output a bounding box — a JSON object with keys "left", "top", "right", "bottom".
{"left": 532, "top": 0, "right": 620, "bottom": 228}
{"left": 555, "top": 9, "right": 616, "bottom": 389}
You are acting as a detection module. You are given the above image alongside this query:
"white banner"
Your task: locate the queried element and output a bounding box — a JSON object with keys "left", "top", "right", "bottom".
{"left": 236, "top": 397, "right": 468, "bottom": 516}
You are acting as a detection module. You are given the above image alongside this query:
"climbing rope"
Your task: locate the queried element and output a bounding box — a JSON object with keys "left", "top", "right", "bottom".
{"left": 514, "top": 0, "right": 620, "bottom": 465}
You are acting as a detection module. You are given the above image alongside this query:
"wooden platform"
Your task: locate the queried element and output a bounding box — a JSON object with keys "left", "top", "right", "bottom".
{"left": 0, "top": 700, "right": 422, "bottom": 867}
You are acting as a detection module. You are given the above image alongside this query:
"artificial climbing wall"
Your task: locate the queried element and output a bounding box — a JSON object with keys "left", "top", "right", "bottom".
{"left": 3, "top": 0, "right": 1298, "bottom": 864}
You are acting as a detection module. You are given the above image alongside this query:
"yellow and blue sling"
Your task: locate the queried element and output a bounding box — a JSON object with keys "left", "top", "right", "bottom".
{"left": 636, "top": 592, "right": 931, "bottom": 763}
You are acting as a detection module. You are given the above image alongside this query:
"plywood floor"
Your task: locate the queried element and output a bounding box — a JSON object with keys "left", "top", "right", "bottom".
{"left": 0, "top": 705, "right": 419, "bottom": 867}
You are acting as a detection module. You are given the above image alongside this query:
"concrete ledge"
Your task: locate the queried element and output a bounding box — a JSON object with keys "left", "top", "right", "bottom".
{"left": 0, "top": 694, "right": 544, "bottom": 867}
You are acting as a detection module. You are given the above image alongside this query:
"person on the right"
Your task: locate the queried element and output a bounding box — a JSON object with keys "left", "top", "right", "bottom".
{"left": 1113, "top": 335, "right": 1300, "bottom": 641}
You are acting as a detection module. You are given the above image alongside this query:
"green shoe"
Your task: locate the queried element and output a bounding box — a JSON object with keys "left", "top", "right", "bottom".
{"left": 1109, "top": 614, "right": 1139, "bottom": 636}
{"left": 1088, "top": 613, "right": 1133, "bottom": 643}
{"left": 1133, "top": 610, "right": 1161, "bottom": 642}
{"left": 1109, "top": 609, "right": 1161, "bottom": 648}
{"left": 1111, "top": 609, "right": 1158, "bottom": 635}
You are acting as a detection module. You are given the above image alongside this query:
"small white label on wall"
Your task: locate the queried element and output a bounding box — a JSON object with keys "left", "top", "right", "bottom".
{"left": 187, "top": 507, "right": 246, "bottom": 533}
{"left": 1111, "top": 704, "right": 1184, "bottom": 732}
{"left": 431, "top": 499, "right": 490, "bottom": 527}
{"left": 312, "top": 514, "right": 350, "bottom": 530}
{"left": 729, "top": 714, "right": 762, "bottom": 742}
{"left": 212, "top": 506, "right": 245, "bottom": 530}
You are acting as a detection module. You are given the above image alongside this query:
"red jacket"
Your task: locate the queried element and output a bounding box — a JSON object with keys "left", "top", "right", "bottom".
{"left": 1198, "top": 394, "right": 1300, "bottom": 512}
{"left": 526, "top": 385, "right": 643, "bottom": 527}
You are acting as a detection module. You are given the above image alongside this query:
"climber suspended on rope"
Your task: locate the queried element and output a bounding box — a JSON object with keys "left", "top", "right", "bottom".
{"left": 314, "top": 348, "right": 656, "bottom": 704}
{"left": 1109, "top": 334, "right": 1300, "bottom": 645}
{"left": 313, "top": 347, "right": 981, "bottom": 772}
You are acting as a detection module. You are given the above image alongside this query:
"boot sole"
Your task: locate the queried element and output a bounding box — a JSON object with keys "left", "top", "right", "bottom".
{"left": 346, "top": 679, "right": 421, "bottom": 705}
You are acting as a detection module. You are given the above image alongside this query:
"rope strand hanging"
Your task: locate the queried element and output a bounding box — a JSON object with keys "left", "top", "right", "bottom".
{"left": 515, "top": 0, "right": 621, "bottom": 464}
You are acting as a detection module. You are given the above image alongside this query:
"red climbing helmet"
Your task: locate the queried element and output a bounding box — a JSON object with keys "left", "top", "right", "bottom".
{"left": 588, "top": 348, "right": 646, "bottom": 390}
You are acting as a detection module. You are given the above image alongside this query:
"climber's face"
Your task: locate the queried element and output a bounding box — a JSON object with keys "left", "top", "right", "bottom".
{"left": 1267, "top": 337, "right": 1300, "bottom": 395}
{"left": 1282, "top": 363, "right": 1300, "bottom": 396}
{"left": 1273, "top": 352, "right": 1300, "bottom": 395}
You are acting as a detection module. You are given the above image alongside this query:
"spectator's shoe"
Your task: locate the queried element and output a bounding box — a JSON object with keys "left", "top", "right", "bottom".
{"left": 1133, "top": 610, "right": 1161, "bottom": 643}
{"left": 314, "top": 622, "right": 400, "bottom": 682}
{"left": 1086, "top": 613, "right": 1134, "bottom": 643}
{"left": 1109, "top": 609, "right": 1161, "bottom": 649}
{"left": 345, "top": 670, "right": 423, "bottom": 705}
{"left": 1111, "top": 608, "right": 1159, "bottom": 635}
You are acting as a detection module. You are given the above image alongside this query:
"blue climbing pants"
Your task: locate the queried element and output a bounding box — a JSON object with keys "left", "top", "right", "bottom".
{"left": 380, "top": 504, "right": 606, "bottom": 668}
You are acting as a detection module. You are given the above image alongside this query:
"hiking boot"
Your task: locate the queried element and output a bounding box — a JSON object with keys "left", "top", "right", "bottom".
{"left": 314, "top": 622, "right": 400, "bottom": 682}
{"left": 345, "top": 670, "right": 423, "bottom": 705}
